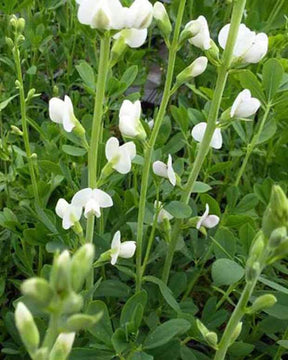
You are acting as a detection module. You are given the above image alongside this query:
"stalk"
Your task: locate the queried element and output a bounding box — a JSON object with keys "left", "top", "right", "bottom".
{"left": 13, "top": 45, "right": 40, "bottom": 205}
{"left": 135, "top": 0, "right": 187, "bottom": 292}
{"left": 234, "top": 104, "right": 271, "bottom": 186}
{"left": 85, "top": 34, "right": 111, "bottom": 293}
{"left": 162, "top": 0, "right": 247, "bottom": 284}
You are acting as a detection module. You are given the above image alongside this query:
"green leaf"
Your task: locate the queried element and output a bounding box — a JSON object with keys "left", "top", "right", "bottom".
{"left": 111, "top": 328, "right": 129, "bottom": 354}
{"left": 258, "top": 277, "right": 288, "bottom": 295}
{"left": 62, "top": 145, "right": 87, "bottom": 157}
{"left": 0, "top": 94, "right": 18, "bottom": 111}
{"left": 145, "top": 276, "right": 181, "bottom": 313}
{"left": 87, "top": 300, "right": 113, "bottom": 346}
{"left": 164, "top": 201, "right": 191, "bottom": 219}
{"left": 75, "top": 61, "right": 95, "bottom": 90}
{"left": 144, "top": 319, "right": 191, "bottom": 350}
{"left": 120, "top": 65, "right": 138, "bottom": 89}
{"left": 228, "top": 342, "right": 255, "bottom": 356}
{"left": 213, "top": 228, "right": 236, "bottom": 259}
{"left": 120, "top": 290, "right": 147, "bottom": 327}
{"left": 94, "top": 280, "right": 131, "bottom": 298}
{"left": 235, "top": 193, "right": 258, "bottom": 213}
{"left": 212, "top": 259, "right": 244, "bottom": 286}
{"left": 277, "top": 340, "right": 288, "bottom": 349}
{"left": 256, "top": 117, "right": 277, "bottom": 144}
{"left": 235, "top": 70, "right": 266, "bottom": 103}
{"left": 262, "top": 58, "right": 284, "bottom": 101}
{"left": 192, "top": 182, "right": 212, "bottom": 193}
{"left": 131, "top": 352, "right": 154, "bottom": 360}
{"left": 70, "top": 348, "right": 113, "bottom": 360}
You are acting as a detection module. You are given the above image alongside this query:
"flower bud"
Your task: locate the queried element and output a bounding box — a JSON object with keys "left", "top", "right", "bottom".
{"left": 9, "top": 15, "right": 18, "bottom": 29}
{"left": 11, "top": 125, "right": 23, "bottom": 136}
{"left": 246, "top": 294, "right": 277, "bottom": 314}
{"left": 249, "top": 232, "right": 265, "bottom": 260}
{"left": 245, "top": 261, "right": 261, "bottom": 282}
{"left": 26, "top": 88, "right": 36, "bottom": 102}
{"left": 71, "top": 244, "right": 95, "bottom": 292}
{"left": 15, "top": 79, "right": 21, "bottom": 88}
{"left": 196, "top": 319, "right": 209, "bottom": 337}
{"left": 34, "top": 348, "right": 49, "bottom": 360}
{"left": 262, "top": 185, "right": 288, "bottom": 237}
{"left": 110, "top": 35, "right": 127, "bottom": 67}
{"left": 269, "top": 227, "right": 287, "bottom": 248}
{"left": 5, "top": 37, "right": 14, "bottom": 49}
{"left": 15, "top": 302, "right": 39, "bottom": 353}
{"left": 21, "top": 278, "right": 54, "bottom": 308}
{"left": 205, "top": 331, "right": 218, "bottom": 349}
{"left": 65, "top": 313, "right": 102, "bottom": 331}
{"left": 204, "top": 40, "right": 220, "bottom": 66}
{"left": 49, "top": 333, "right": 75, "bottom": 360}
{"left": 62, "top": 292, "right": 84, "bottom": 314}
{"left": 153, "top": 2, "right": 172, "bottom": 40}
{"left": 50, "top": 250, "right": 71, "bottom": 294}
{"left": 176, "top": 57, "right": 208, "bottom": 86}
{"left": 229, "top": 322, "right": 242, "bottom": 345}
{"left": 17, "top": 18, "right": 26, "bottom": 32}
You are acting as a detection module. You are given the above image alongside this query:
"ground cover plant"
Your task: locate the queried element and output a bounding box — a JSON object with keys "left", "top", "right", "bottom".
{"left": 1, "top": 0, "right": 288, "bottom": 359}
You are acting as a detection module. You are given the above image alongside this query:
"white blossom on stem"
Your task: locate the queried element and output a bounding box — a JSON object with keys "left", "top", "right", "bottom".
{"left": 119, "top": 100, "right": 146, "bottom": 138}
{"left": 110, "top": 231, "right": 136, "bottom": 265}
{"left": 153, "top": 154, "right": 176, "bottom": 186}
{"left": 105, "top": 137, "right": 136, "bottom": 174}
{"left": 191, "top": 122, "right": 223, "bottom": 150}
{"left": 185, "top": 16, "right": 211, "bottom": 50}
{"left": 230, "top": 89, "right": 261, "bottom": 118}
{"left": 196, "top": 203, "right": 220, "bottom": 229}
{"left": 55, "top": 199, "right": 82, "bottom": 230}
{"left": 49, "top": 96, "right": 76, "bottom": 133}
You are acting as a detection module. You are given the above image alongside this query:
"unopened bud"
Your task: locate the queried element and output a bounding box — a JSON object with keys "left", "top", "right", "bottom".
{"left": 49, "top": 333, "right": 75, "bottom": 360}
{"left": 179, "top": 21, "right": 200, "bottom": 45}
{"left": 17, "top": 18, "right": 26, "bottom": 32}
{"left": 65, "top": 313, "right": 102, "bottom": 331}
{"left": 205, "top": 331, "right": 218, "bottom": 348}
{"left": 262, "top": 185, "right": 288, "bottom": 237}
{"left": 9, "top": 15, "right": 18, "bottom": 28}
{"left": 153, "top": 2, "right": 172, "bottom": 40}
{"left": 30, "top": 153, "right": 38, "bottom": 160}
{"left": 246, "top": 294, "right": 277, "bottom": 314}
{"left": 50, "top": 250, "right": 71, "bottom": 294}
{"left": 53, "top": 85, "right": 59, "bottom": 97}
{"left": 71, "top": 244, "right": 95, "bottom": 292}
{"left": 11, "top": 125, "right": 23, "bottom": 136}
{"left": 15, "top": 80, "right": 21, "bottom": 88}
{"left": 34, "top": 348, "right": 49, "bottom": 360}
{"left": 196, "top": 319, "right": 209, "bottom": 337}
{"left": 21, "top": 278, "right": 53, "bottom": 308}
{"left": 62, "top": 292, "right": 83, "bottom": 314}
{"left": 229, "top": 322, "right": 242, "bottom": 345}
{"left": 176, "top": 57, "right": 208, "bottom": 86}
{"left": 205, "top": 40, "right": 220, "bottom": 66}
{"left": 249, "top": 232, "right": 265, "bottom": 260}
{"left": 245, "top": 261, "right": 261, "bottom": 282}
{"left": 15, "top": 302, "right": 39, "bottom": 353}
{"left": 5, "top": 37, "right": 14, "bottom": 49}
{"left": 110, "top": 35, "right": 127, "bottom": 68}
{"left": 269, "top": 227, "right": 287, "bottom": 248}
{"left": 26, "top": 88, "right": 36, "bottom": 101}
{"left": 17, "top": 34, "right": 25, "bottom": 43}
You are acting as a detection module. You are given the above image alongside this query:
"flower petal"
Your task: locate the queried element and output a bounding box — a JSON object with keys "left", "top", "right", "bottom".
{"left": 119, "top": 241, "right": 136, "bottom": 258}
{"left": 196, "top": 203, "right": 209, "bottom": 229}
{"left": 92, "top": 189, "right": 113, "bottom": 208}
{"left": 153, "top": 161, "right": 168, "bottom": 178}
{"left": 167, "top": 154, "right": 176, "bottom": 186}
{"left": 113, "top": 150, "right": 132, "bottom": 174}
{"left": 202, "top": 214, "right": 220, "bottom": 228}
{"left": 84, "top": 199, "right": 101, "bottom": 218}
{"left": 111, "top": 231, "right": 121, "bottom": 265}
{"left": 63, "top": 213, "right": 74, "bottom": 230}
{"left": 210, "top": 128, "right": 223, "bottom": 149}
{"left": 105, "top": 137, "right": 120, "bottom": 162}
{"left": 121, "top": 142, "right": 137, "bottom": 160}
{"left": 55, "top": 198, "right": 69, "bottom": 219}
{"left": 72, "top": 188, "right": 93, "bottom": 207}
{"left": 124, "top": 28, "right": 148, "bottom": 48}
{"left": 191, "top": 122, "right": 207, "bottom": 143}
{"left": 49, "top": 98, "right": 65, "bottom": 124}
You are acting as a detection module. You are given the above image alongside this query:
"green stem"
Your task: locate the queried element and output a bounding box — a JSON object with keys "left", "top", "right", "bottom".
{"left": 234, "top": 104, "right": 271, "bottom": 186}
{"left": 162, "top": 0, "right": 247, "bottom": 285}
{"left": 135, "top": 0, "right": 187, "bottom": 293}
{"left": 42, "top": 313, "right": 59, "bottom": 351}
{"left": 13, "top": 46, "right": 40, "bottom": 205}
{"left": 85, "top": 34, "right": 111, "bottom": 294}
{"left": 214, "top": 278, "right": 258, "bottom": 360}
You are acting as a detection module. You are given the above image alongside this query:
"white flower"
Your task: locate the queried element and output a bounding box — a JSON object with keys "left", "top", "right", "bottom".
{"left": 196, "top": 203, "right": 220, "bottom": 229}
{"left": 191, "top": 122, "right": 222, "bottom": 150}
{"left": 49, "top": 96, "right": 76, "bottom": 133}
{"left": 176, "top": 56, "right": 208, "bottom": 85}
{"left": 153, "top": 2, "right": 167, "bottom": 21}
{"left": 230, "top": 89, "right": 261, "bottom": 118}
{"left": 218, "top": 24, "right": 268, "bottom": 63}
{"left": 113, "top": 28, "right": 148, "bottom": 48}
{"left": 55, "top": 199, "right": 82, "bottom": 230}
{"left": 127, "top": 0, "right": 153, "bottom": 29}
{"left": 185, "top": 16, "right": 211, "bottom": 50}
{"left": 153, "top": 154, "right": 176, "bottom": 186}
{"left": 110, "top": 231, "right": 136, "bottom": 265}
{"left": 72, "top": 188, "right": 113, "bottom": 218}
{"left": 119, "top": 100, "right": 146, "bottom": 138}
{"left": 105, "top": 137, "right": 136, "bottom": 174}
{"left": 77, "top": 0, "right": 127, "bottom": 30}
{"left": 154, "top": 201, "right": 174, "bottom": 223}
{"left": 50, "top": 333, "right": 75, "bottom": 360}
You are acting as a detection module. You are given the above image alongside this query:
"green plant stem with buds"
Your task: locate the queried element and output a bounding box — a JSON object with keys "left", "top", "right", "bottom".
{"left": 13, "top": 42, "right": 40, "bottom": 206}
{"left": 162, "top": 0, "right": 247, "bottom": 285}
{"left": 135, "top": 0, "right": 187, "bottom": 293}
{"left": 42, "top": 312, "right": 59, "bottom": 352}
{"left": 86, "top": 34, "right": 111, "bottom": 294}
{"left": 234, "top": 104, "right": 271, "bottom": 186}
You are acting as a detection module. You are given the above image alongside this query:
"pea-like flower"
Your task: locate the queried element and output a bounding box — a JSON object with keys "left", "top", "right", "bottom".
{"left": 105, "top": 137, "right": 136, "bottom": 174}
{"left": 191, "top": 123, "right": 222, "bottom": 150}
{"left": 71, "top": 188, "right": 113, "bottom": 218}
{"left": 110, "top": 231, "right": 136, "bottom": 265}
{"left": 176, "top": 56, "right": 208, "bottom": 85}
{"left": 55, "top": 199, "right": 82, "bottom": 230}
{"left": 185, "top": 16, "right": 211, "bottom": 50}
{"left": 218, "top": 24, "right": 268, "bottom": 64}
{"left": 119, "top": 100, "right": 146, "bottom": 139}
{"left": 49, "top": 96, "right": 77, "bottom": 133}
{"left": 153, "top": 154, "right": 176, "bottom": 186}
{"left": 113, "top": 28, "right": 148, "bottom": 48}
{"left": 231, "top": 89, "right": 261, "bottom": 118}
{"left": 154, "top": 201, "right": 174, "bottom": 223}
{"left": 127, "top": 0, "right": 153, "bottom": 29}
{"left": 196, "top": 203, "right": 220, "bottom": 229}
